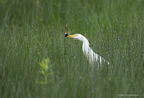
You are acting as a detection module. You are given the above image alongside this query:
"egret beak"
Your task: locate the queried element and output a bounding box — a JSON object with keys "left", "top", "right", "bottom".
{"left": 66, "top": 34, "right": 77, "bottom": 38}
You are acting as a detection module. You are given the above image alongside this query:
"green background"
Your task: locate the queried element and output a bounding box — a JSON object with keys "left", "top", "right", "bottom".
{"left": 0, "top": 0, "right": 144, "bottom": 98}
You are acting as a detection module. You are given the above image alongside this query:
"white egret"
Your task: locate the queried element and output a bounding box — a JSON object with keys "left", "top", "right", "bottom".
{"left": 65, "top": 33, "right": 109, "bottom": 66}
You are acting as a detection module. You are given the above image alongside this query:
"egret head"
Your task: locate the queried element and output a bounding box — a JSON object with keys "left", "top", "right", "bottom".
{"left": 65, "top": 34, "right": 84, "bottom": 41}
{"left": 65, "top": 33, "right": 89, "bottom": 46}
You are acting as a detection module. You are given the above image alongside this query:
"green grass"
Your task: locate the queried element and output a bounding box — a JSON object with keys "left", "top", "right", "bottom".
{"left": 0, "top": 0, "right": 144, "bottom": 98}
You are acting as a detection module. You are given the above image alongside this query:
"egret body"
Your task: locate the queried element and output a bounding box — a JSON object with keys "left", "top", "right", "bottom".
{"left": 65, "top": 34, "right": 109, "bottom": 66}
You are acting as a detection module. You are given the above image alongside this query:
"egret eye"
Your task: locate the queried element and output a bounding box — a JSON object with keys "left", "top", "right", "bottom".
{"left": 65, "top": 33, "right": 68, "bottom": 37}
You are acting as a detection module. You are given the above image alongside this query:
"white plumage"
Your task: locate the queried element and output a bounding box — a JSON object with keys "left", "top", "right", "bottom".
{"left": 65, "top": 34, "right": 109, "bottom": 66}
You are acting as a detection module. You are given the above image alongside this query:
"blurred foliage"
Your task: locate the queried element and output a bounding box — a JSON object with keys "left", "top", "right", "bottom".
{"left": 0, "top": 0, "right": 144, "bottom": 98}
